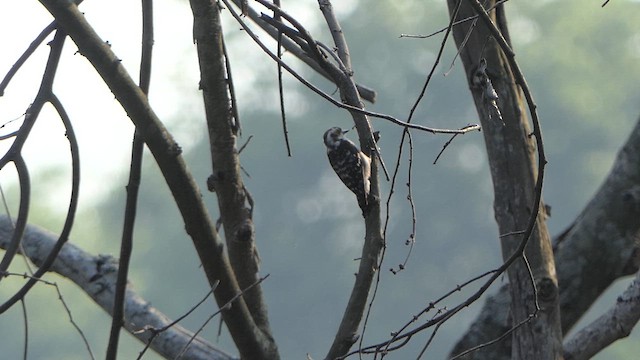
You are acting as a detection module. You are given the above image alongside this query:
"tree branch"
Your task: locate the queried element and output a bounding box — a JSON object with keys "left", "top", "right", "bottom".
{"left": 446, "top": 0, "right": 562, "bottom": 358}
{"left": 0, "top": 30, "right": 83, "bottom": 316}
{"left": 227, "top": 0, "right": 478, "bottom": 136}
{"left": 450, "top": 116, "right": 640, "bottom": 359}
{"left": 36, "top": 1, "right": 272, "bottom": 358}
{"left": 0, "top": 216, "right": 237, "bottom": 360}
{"left": 106, "top": 0, "right": 154, "bottom": 357}
{"left": 227, "top": 0, "right": 376, "bottom": 103}
{"left": 189, "top": 0, "right": 278, "bottom": 357}
{"left": 563, "top": 268, "right": 640, "bottom": 360}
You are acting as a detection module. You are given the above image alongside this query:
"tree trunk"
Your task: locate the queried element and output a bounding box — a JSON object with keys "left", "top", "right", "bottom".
{"left": 446, "top": 1, "right": 563, "bottom": 358}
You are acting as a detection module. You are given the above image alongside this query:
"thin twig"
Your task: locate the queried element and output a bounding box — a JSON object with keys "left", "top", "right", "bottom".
{"left": 20, "top": 299, "right": 28, "bottom": 360}
{"left": 433, "top": 133, "right": 458, "bottom": 164}
{"left": 135, "top": 281, "right": 219, "bottom": 360}
{"left": 0, "top": 156, "right": 30, "bottom": 282}
{"left": 222, "top": 0, "right": 479, "bottom": 135}
{"left": 358, "top": 1, "right": 462, "bottom": 353}
{"left": 0, "top": 91, "right": 82, "bottom": 313}
{"left": 444, "top": 15, "right": 477, "bottom": 77}
{"left": 449, "top": 313, "right": 536, "bottom": 359}
{"left": 221, "top": 34, "right": 241, "bottom": 136}
{"left": 0, "top": 22, "right": 57, "bottom": 96}
{"left": 2, "top": 271, "right": 95, "bottom": 359}
{"left": 398, "top": 0, "right": 509, "bottom": 40}
{"left": 106, "top": 2, "right": 154, "bottom": 357}
{"left": 0, "top": 29, "right": 68, "bottom": 283}
{"left": 175, "top": 275, "right": 270, "bottom": 359}
{"left": 273, "top": 0, "right": 292, "bottom": 156}
{"left": 400, "top": 131, "right": 417, "bottom": 270}
{"left": 229, "top": 0, "right": 377, "bottom": 103}
{"left": 416, "top": 319, "right": 444, "bottom": 359}
{"left": 407, "top": 0, "right": 462, "bottom": 122}
{"left": 346, "top": 268, "right": 501, "bottom": 356}
{"left": 237, "top": 134, "right": 254, "bottom": 154}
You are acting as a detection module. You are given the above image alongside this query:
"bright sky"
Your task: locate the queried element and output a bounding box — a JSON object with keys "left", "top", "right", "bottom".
{"left": 0, "top": 1, "right": 203, "bottom": 209}
{"left": 0, "top": 0, "right": 360, "bottom": 211}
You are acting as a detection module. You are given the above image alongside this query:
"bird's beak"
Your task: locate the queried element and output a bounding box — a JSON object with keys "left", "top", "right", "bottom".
{"left": 342, "top": 128, "right": 350, "bottom": 134}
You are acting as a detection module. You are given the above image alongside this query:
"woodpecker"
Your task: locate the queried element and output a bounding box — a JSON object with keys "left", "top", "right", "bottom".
{"left": 323, "top": 127, "right": 372, "bottom": 216}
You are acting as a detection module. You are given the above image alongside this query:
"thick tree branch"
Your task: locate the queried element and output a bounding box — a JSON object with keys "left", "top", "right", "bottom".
{"left": 36, "top": 1, "right": 272, "bottom": 358}
{"left": 450, "top": 116, "right": 640, "bottom": 359}
{"left": 563, "top": 268, "right": 640, "bottom": 360}
{"left": 0, "top": 216, "right": 237, "bottom": 360}
{"left": 189, "top": 0, "right": 278, "bottom": 358}
{"left": 446, "top": 1, "right": 562, "bottom": 359}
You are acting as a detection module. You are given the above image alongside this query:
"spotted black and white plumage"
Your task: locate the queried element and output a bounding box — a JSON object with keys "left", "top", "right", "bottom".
{"left": 323, "top": 127, "right": 372, "bottom": 216}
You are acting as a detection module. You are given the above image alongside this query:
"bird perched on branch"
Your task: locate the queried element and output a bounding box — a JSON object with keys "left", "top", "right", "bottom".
{"left": 323, "top": 127, "right": 372, "bottom": 217}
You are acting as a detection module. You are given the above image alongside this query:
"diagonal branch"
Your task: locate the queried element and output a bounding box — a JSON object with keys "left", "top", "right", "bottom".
{"left": 450, "top": 115, "right": 640, "bottom": 359}
{"left": 36, "top": 1, "right": 273, "bottom": 358}
{"left": 563, "top": 268, "right": 640, "bottom": 360}
{"left": 227, "top": 0, "right": 376, "bottom": 103}
{"left": 0, "top": 216, "right": 237, "bottom": 360}
{"left": 228, "top": 0, "right": 478, "bottom": 136}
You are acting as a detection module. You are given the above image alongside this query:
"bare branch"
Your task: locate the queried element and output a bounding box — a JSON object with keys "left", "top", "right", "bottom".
{"left": 190, "top": 1, "right": 278, "bottom": 358}
{"left": 0, "top": 29, "right": 69, "bottom": 286}
{"left": 451, "top": 116, "right": 640, "bottom": 358}
{"left": 0, "top": 216, "right": 237, "bottom": 360}
{"left": 227, "top": 0, "right": 376, "bottom": 103}
{"left": 444, "top": 1, "right": 560, "bottom": 358}
{"left": 36, "top": 1, "right": 272, "bottom": 358}
{"left": 106, "top": 0, "right": 154, "bottom": 357}
{"left": 0, "top": 21, "right": 57, "bottom": 96}
{"left": 563, "top": 269, "right": 640, "bottom": 360}
{"left": 225, "top": 0, "right": 478, "bottom": 135}
{"left": 2, "top": 271, "right": 96, "bottom": 359}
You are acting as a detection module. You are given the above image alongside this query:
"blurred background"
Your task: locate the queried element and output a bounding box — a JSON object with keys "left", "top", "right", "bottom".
{"left": 1, "top": 0, "right": 639, "bottom": 359}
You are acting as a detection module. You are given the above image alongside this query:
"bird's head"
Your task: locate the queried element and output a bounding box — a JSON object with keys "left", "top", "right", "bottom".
{"left": 323, "top": 127, "right": 349, "bottom": 149}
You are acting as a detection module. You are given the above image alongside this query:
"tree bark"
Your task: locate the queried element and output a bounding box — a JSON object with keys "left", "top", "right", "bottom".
{"left": 563, "top": 269, "right": 640, "bottom": 360}
{"left": 446, "top": 1, "right": 562, "bottom": 358}
{"left": 189, "top": 2, "right": 278, "bottom": 357}
{"left": 451, "top": 116, "right": 640, "bottom": 359}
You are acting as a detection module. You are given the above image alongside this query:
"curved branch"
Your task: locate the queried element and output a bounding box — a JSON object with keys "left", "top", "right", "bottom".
{"left": 0, "top": 21, "right": 57, "bottom": 96}
{"left": 0, "top": 216, "right": 237, "bottom": 360}
{"left": 0, "top": 157, "right": 30, "bottom": 281}
{"left": 0, "top": 29, "right": 67, "bottom": 287}
{"left": 0, "top": 93, "right": 82, "bottom": 314}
